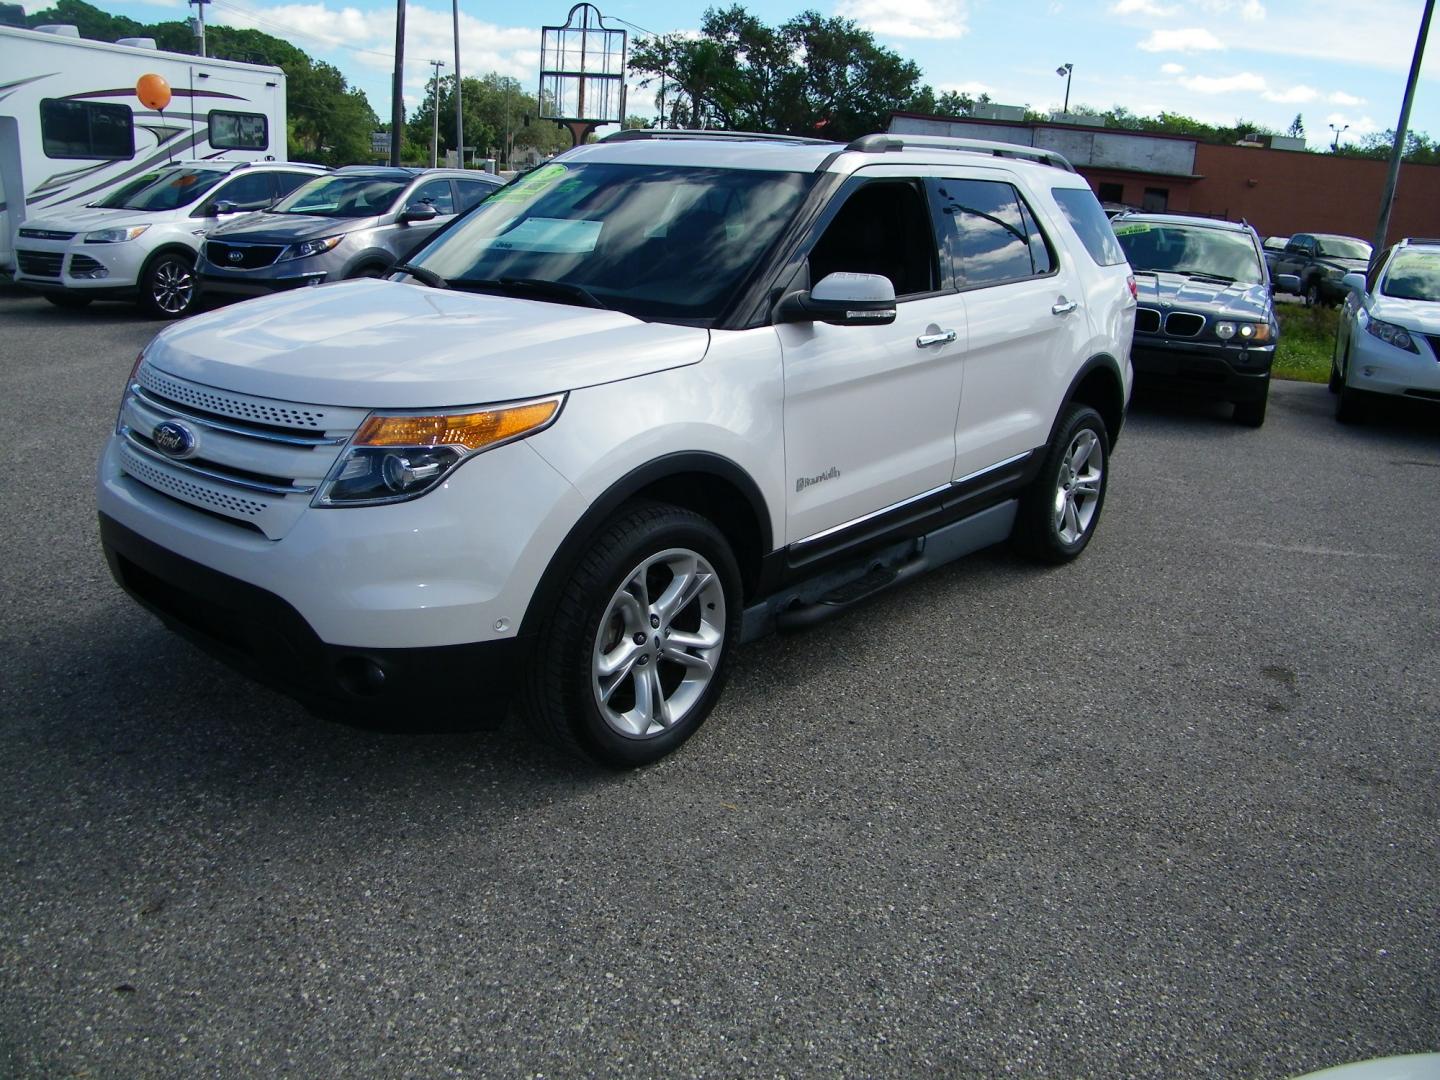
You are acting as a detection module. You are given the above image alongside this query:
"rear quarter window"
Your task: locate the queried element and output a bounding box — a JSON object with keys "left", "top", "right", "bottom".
{"left": 1051, "top": 187, "right": 1126, "bottom": 266}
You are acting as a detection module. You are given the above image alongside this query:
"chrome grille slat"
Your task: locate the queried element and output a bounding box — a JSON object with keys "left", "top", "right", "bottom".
{"left": 128, "top": 384, "right": 346, "bottom": 446}
{"left": 120, "top": 443, "right": 270, "bottom": 518}
{"left": 120, "top": 428, "right": 318, "bottom": 495}
{"left": 136, "top": 366, "right": 352, "bottom": 430}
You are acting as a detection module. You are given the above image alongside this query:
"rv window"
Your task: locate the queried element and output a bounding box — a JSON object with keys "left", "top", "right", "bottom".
{"left": 209, "top": 111, "right": 269, "bottom": 151}
{"left": 40, "top": 99, "right": 134, "bottom": 160}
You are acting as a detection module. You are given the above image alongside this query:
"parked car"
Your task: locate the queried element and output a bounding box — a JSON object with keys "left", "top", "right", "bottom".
{"left": 12, "top": 160, "right": 327, "bottom": 317}
{"left": 1270, "top": 232, "right": 1372, "bottom": 307}
{"left": 197, "top": 167, "right": 505, "bottom": 296}
{"left": 1112, "top": 212, "right": 1282, "bottom": 426}
{"left": 98, "top": 130, "right": 1135, "bottom": 766}
{"left": 1331, "top": 236, "right": 1440, "bottom": 423}
{"left": 1261, "top": 235, "right": 1288, "bottom": 278}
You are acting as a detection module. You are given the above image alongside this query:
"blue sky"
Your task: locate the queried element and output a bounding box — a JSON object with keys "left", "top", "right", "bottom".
{"left": 32, "top": 0, "right": 1440, "bottom": 150}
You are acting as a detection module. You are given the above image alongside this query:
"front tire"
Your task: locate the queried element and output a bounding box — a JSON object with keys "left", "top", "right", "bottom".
{"left": 139, "top": 252, "right": 198, "bottom": 319}
{"left": 1304, "top": 279, "right": 1322, "bottom": 307}
{"left": 1336, "top": 381, "right": 1369, "bottom": 424}
{"left": 522, "top": 502, "right": 742, "bottom": 767}
{"left": 1013, "top": 403, "right": 1110, "bottom": 564}
{"left": 1234, "top": 393, "right": 1268, "bottom": 427}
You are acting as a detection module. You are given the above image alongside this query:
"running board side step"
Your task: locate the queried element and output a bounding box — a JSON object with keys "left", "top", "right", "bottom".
{"left": 740, "top": 500, "right": 1018, "bottom": 642}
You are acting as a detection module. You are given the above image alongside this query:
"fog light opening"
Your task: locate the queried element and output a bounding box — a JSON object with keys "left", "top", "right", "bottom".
{"left": 336, "top": 655, "right": 388, "bottom": 696}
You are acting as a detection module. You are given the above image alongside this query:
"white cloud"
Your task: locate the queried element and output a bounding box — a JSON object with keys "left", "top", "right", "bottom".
{"left": 834, "top": 0, "right": 971, "bottom": 39}
{"left": 939, "top": 80, "right": 993, "bottom": 96}
{"left": 1329, "top": 91, "right": 1364, "bottom": 106}
{"left": 1111, "top": 0, "right": 1178, "bottom": 14}
{"left": 1138, "top": 28, "right": 1225, "bottom": 52}
{"left": 1263, "top": 83, "right": 1318, "bottom": 103}
{"left": 1160, "top": 62, "right": 1185, "bottom": 74}
{"left": 1178, "top": 71, "right": 1264, "bottom": 93}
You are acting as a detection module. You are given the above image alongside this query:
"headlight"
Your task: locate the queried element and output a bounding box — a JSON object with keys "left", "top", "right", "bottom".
{"left": 314, "top": 395, "right": 564, "bottom": 507}
{"left": 1216, "top": 321, "right": 1270, "bottom": 343}
{"left": 1215, "top": 321, "right": 1236, "bottom": 340}
{"left": 85, "top": 225, "right": 149, "bottom": 244}
{"left": 280, "top": 235, "right": 344, "bottom": 261}
{"left": 1364, "top": 315, "right": 1417, "bottom": 352}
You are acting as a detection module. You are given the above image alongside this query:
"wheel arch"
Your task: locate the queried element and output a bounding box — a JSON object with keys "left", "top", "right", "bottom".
{"left": 518, "top": 452, "right": 774, "bottom": 639}
{"left": 140, "top": 242, "right": 201, "bottom": 276}
{"left": 1051, "top": 354, "right": 1127, "bottom": 448}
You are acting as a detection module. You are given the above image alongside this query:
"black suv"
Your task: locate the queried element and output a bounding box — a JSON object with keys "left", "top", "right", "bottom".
{"left": 1114, "top": 212, "right": 1279, "bottom": 426}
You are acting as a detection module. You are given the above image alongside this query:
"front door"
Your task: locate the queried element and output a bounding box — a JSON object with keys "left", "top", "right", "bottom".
{"left": 778, "top": 174, "right": 966, "bottom": 545}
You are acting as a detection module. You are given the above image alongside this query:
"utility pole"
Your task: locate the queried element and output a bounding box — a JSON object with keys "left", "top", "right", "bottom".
{"left": 389, "top": 0, "right": 406, "bottom": 165}
{"left": 429, "top": 59, "right": 446, "bottom": 168}
{"left": 452, "top": 0, "right": 463, "bottom": 167}
{"left": 1372, "top": 0, "right": 1434, "bottom": 258}
{"left": 188, "top": 0, "right": 209, "bottom": 57}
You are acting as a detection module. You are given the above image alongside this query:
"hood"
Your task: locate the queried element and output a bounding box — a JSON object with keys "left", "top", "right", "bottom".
{"left": 1318, "top": 256, "right": 1369, "bottom": 273}
{"left": 207, "top": 213, "right": 379, "bottom": 244}
{"left": 144, "top": 279, "right": 710, "bottom": 408}
{"left": 22, "top": 206, "right": 138, "bottom": 233}
{"left": 1373, "top": 294, "right": 1440, "bottom": 333}
{"left": 1134, "top": 272, "right": 1273, "bottom": 321}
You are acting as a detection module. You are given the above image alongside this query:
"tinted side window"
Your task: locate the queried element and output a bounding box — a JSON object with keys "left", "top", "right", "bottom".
{"left": 1018, "top": 198, "right": 1054, "bottom": 275}
{"left": 274, "top": 171, "right": 314, "bottom": 197}
{"left": 808, "top": 180, "right": 939, "bottom": 298}
{"left": 215, "top": 172, "right": 274, "bottom": 210}
{"left": 457, "top": 180, "right": 497, "bottom": 211}
{"left": 1050, "top": 186, "right": 1125, "bottom": 266}
{"left": 933, "top": 179, "right": 1035, "bottom": 288}
{"left": 40, "top": 99, "right": 134, "bottom": 160}
{"left": 209, "top": 110, "right": 268, "bottom": 151}
{"left": 411, "top": 179, "right": 455, "bottom": 215}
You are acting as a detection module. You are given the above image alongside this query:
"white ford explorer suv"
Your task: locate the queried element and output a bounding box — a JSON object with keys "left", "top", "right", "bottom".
{"left": 98, "top": 131, "right": 1136, "bottom": 766}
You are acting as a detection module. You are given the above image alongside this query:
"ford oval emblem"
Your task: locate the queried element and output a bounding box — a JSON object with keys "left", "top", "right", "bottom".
{"left": 152, "top": 420, "right": 197, "bottom": 459}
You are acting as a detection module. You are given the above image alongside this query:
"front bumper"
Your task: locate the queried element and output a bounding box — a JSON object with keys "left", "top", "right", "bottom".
{"left": 14, "top": 239, "right": 146, "bottom": 293}
{"left": 200, "top": 269, "right": 327, "bottom": 297}
{"left": 1131, "top": 336, "right": 1274, "bottom": 403}
{"left": 1347, "top": 326, "right": 1440, "bottom": 402}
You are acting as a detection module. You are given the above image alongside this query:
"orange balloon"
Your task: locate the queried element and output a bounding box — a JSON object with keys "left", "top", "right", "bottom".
{"left": 136, "top": 73, "right": 172, "bottom": 111}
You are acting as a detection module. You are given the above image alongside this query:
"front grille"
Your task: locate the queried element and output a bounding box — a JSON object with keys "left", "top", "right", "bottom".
{"left": 18, "top": 227, "right": 75, "bottom": 241}
{"left": 17, "top": 250, "right": 63, "bottom": 277}
{"left": 1135, "top": 307, "right": 1161, "bottom": 333}
{"left": 69, "top": 254, "right": 106, "bottom": 278}
{"left": 1165, "top": 312, "right": 1206, "bottom": 337}
{"left": 205, "top": 241, "right": 285, "bottom": 270}
{"left": 138, "top": 365, "right": 331, "bottom": 430}
{"left": 120, "top": 443, "right": 269, "bottom": 519}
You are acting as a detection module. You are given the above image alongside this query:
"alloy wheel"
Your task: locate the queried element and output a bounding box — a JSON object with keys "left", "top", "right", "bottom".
{"left": 1052, "top": 429, "right": 1104, "bottom": 545}
{"left": 152, "top": 259, "right": 195, "bottom": 314}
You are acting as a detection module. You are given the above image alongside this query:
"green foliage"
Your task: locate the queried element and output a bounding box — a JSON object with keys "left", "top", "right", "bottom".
{"left": 628, "top": 4, "right": 932, "bottom": 139}
{"left": 1274, "top": 303, "right": 1340, "bottom": 383}
{"left": 1330, "top": 128, "right": 1440, "bottom": 164}
{"left": 405, "top": 73, "right": 570, "bottom": 166}
{"left": 21, "top": 0, "right": 377, "bottom": 167}
{"left": 0, "top": 1, "right": 27, "bottom": 26}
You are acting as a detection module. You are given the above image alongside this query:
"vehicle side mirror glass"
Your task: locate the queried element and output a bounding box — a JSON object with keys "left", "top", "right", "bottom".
{"left": 1341, "top": 271, "right": 1367, "bottom": 293}
{"left": 777, "top": 271, "right": 897, "bottom": 327}
{"left": 1275, "top": 273, "right": 1301, "bottom": 293}
{"left": 209, "top": 200, "right": 237, "bottom": 217}
{"left": 401, "top": 203, "right": 439, "bottom": 223}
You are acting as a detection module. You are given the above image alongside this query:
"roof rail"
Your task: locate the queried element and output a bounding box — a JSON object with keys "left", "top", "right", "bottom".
{"left": 1398, "top": 236, "right": 1440, "bottom": 246}
{"left": 844, "top": 134, "right": 1077, "bottom": 173}
{"left": 600, "top": 128, "right": 832, "bottom": 145}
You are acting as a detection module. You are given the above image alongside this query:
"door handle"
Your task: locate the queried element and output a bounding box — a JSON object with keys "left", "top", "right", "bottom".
{"left": 916, "top": 329, "right": 957, "bottom": 347}
{"left": 1052, "top": 299, "right": 1078, "bottom": 315}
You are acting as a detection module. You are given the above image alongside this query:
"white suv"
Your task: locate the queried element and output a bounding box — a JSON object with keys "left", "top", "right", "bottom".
{"left": 15, "top": 159, "right": 326, "bottom": 318}
{"left": 97, "top": 131, "right": 1135, "bottom": 766}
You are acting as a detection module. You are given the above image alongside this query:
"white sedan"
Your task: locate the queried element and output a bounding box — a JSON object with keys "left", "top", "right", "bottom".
{"left": 1331, "top": 237, "right": 1440, "bottom": 423}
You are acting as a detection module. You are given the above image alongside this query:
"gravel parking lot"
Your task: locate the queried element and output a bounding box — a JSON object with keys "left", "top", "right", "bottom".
{"left": 1, "top": 286, "right": 1437, "bottom": 1079}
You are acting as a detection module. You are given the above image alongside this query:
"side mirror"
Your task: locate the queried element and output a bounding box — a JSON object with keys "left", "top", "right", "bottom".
{"left": 209, "top": 200, "right": 238, "bottom": 217}
{"left": 400, "top": 202, "right": 439, "bottom": 223}
{"left": 1341, "top": 271, "right": 1367, "bottom": 294}
{"left": 777, "top": 272, "right": 897, "bottom": 327}
{"left": 1275, "top": 273, "right": 1301, "bottom": 293}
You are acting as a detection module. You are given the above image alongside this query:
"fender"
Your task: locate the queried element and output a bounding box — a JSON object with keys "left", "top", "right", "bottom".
{"left": 1048, "top": 352, "right": 1127, "bottom": 449}
{"left": 517, "top": 451, "right": 774, "bottom": 639}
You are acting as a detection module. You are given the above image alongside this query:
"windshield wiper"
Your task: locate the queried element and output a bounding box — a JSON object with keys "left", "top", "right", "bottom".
{"left": 391, "top": 263, "right": 449, "bottom": 289}
{"left": 449, "top": 277, "right": 606, "bottom": 309}
{"left": 1170, "top": 269, "right": 1237, "bottom": 284}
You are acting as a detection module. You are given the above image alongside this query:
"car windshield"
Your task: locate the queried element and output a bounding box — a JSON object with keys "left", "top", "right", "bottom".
{"left": 95, "top": 167, "right": 229, "bottom": 211}
{"left": 406, "top": 162, "right": 814, "bottom": 323}
{"left": 273, "top": 175, "right": 409, "bottom": 218}
{"left": 1380, "top": 251, "right": 1440, "bottom": 301}
{"left": 1317, "top": 237, "right": 1371, "bottom": 260}
{"left": 1114, "top": 221, "right": 1263, "bottom": 284}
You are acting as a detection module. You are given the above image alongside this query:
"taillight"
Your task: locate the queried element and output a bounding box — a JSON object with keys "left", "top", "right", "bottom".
{"left": 1126, "top": 274, "right": 1138, "bottom": 301}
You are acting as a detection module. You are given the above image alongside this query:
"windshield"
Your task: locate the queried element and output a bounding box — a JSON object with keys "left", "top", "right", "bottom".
{"left": 1316, "top": 237, "right": 1371, "bottom": 260}
{"left": 407, "top": 162, "right": 814, "bottom": 323}
{"left": 1380, "top": 251, "right": 1440, "bottom": 302}
{"left": 1114, "top": 221, "right": 1263, "bottom": 284}
{"left": 95, "top": 167, "right": 228, "bottom": 211}
{"left": 273, "top": 175, "right": 409, "bottom": 218}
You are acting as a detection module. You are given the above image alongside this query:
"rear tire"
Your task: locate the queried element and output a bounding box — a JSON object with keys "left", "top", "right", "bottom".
{"left": 43, "top": 293, "right": 93, "bottom": 310}
{"left": 521, "top": 501, "right": 742, "bottom": 768}
{"left": 1013, "top": 403, "right": 1109, "bottom": 564}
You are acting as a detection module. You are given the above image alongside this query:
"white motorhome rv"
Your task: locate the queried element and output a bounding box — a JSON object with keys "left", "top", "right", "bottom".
{"left": 0, "top": 23, "right": 287, "bottom": 273}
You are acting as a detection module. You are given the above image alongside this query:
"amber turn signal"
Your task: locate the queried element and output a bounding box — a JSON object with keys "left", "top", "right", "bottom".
{"left": 352, "top": 397, "right": 562, "bottom": 452}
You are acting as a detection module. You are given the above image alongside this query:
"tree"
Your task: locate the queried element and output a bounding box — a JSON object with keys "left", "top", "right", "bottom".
{"left": 629, "top": 5, "right": 933, "bottom": 140}
{"left": 1287, "top": 113, "right": 1305, "bottom": 139}
{"left": 406, "top": 73, "right": 569, "bottom": 167}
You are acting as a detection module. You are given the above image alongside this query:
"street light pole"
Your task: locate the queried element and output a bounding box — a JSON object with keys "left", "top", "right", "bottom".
{"left": 389, "top": 0, "right": 406, "bottom": 165}
{"left": 429, "top": 59, "right": 446, "bottom": 168}
{"left": 452, "top": 0, "right": 463, "bottom": 167}
{"left": 1372, "top": 0, "right": 1434, "bottom": 257}
{"left": 1329, "top": 123, "right": 1349, "bottom": 151}
{"left": 1056, "top": 63, "right": 1074, "bottom": 115}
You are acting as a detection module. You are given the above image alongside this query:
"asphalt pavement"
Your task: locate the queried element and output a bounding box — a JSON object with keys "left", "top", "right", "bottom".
{"left": 1, "top": 286, "right": 1437, "bottom": 1078}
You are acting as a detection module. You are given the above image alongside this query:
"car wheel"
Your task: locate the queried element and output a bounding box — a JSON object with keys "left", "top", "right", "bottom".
{"left": 1335, "top": 381, "right": 1369, "bottom": 424}
{"left": 1329, "top": 341, "right": 1347, "bottom": 393}
{"left": 1304, "top": 279, "right": 1321, "bottom": 307}
{"left": 522, "top": 501, "right": 742, "bottom": 767}
{"left": 1013, "top": 403, "right": 1109, "bottom": 564}
{"left": 348, "top": 263, "right": 389, "bottom": 279}
{"left": 1233, "top": 393, "right": 1268, "bottom": 427}
{"left": 139, "top": 252, "right": 198, "bottom": 319}
{"left": 43, "top": 293, "right": 93, "bottom": 310}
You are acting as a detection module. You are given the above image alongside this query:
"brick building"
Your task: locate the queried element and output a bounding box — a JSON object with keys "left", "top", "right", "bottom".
{"left": 889, "top": 110, "right": 1440, "bottom": 243}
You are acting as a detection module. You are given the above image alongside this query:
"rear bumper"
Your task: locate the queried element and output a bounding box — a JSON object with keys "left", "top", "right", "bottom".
{"left": 100, "top": 513, "right": 526, "bottom": 722}
{"left": 1131, "top": 339, "right": 1274, "bottom": 403}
